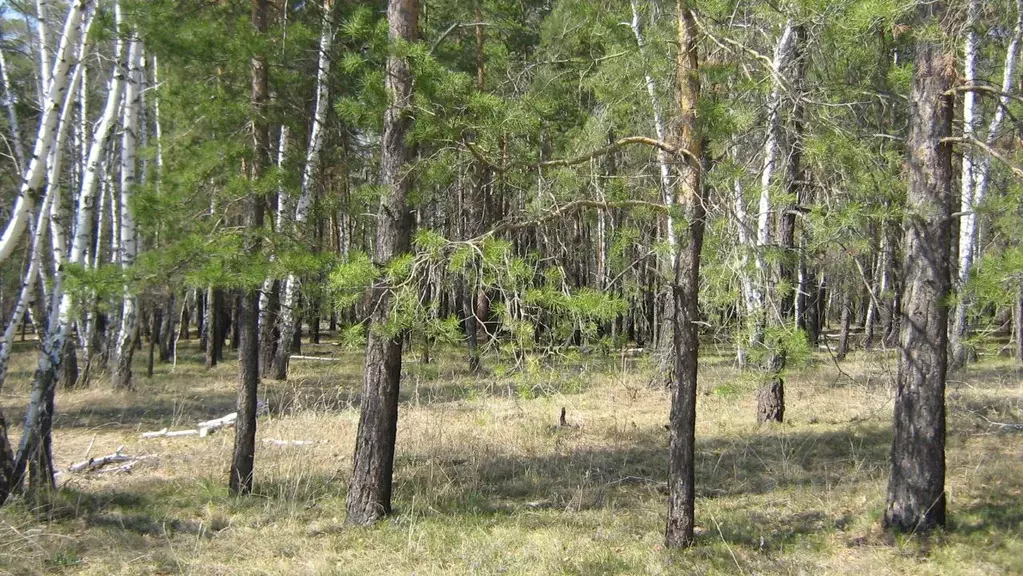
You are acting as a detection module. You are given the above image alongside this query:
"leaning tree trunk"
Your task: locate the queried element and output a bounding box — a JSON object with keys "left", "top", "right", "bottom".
{"left": 0, "top": 0, "right": 90, "bottom": 266}
{"left": 883, "top": 0, "right": 953, "bottom": 534}
{"left": 665, "top": 0, "right": 704, "bottom": 549}
{"left": 271, "top": 0, "right": 335, "bottom": 381}
{"left": 346, "top": 0, "right": 418, "bottom": 526}
{"left": 0, "top": 47, "right": 27, "bottom": 172}
{"left": 111, "top": 35, "right": 143, "bottom": 391}
{"left": 229, "top": 0, "right": 270, "bottom": 496}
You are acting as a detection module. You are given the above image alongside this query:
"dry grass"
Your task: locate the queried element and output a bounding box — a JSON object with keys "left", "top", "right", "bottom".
{"left": 0, "top": 337, "right": 1020, "bottom": 575}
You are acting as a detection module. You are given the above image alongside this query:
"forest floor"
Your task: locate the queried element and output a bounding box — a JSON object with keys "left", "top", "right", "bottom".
{"left": 0, "top": 337, "right": 1021, "bottom": 575}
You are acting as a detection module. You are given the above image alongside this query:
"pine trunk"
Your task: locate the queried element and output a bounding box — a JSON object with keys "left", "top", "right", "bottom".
{"left": 346, "top": 0, "right": 417, "bottom": 526}
{"left": 665, "top": 0, "right": 704, "bottom": 549}
{"left": 883, "top": 0, "right": 952, "bottom": 533}
{"left": 230, "top": 0, "right": 270, "bottom": 496}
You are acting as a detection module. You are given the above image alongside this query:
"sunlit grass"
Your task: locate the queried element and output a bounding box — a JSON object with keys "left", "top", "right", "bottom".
{"left": 0, "top": 337, "right": 1020, "bottom": 575}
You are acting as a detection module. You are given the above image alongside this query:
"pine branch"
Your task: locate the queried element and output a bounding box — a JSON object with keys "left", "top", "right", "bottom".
{"left": 942, "top": 136, "right": 1023, "bottom": 179}
{"left": 465, "top": 136, "right": 700, "bottom": 174}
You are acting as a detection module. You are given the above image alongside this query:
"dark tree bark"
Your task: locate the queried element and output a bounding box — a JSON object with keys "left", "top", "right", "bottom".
{"left": 58, "top": 337, "right": 78, "bottom": 390}
{"left": 665, "top": 0, "right": 704, "bottom": 549}
{"left": 0, "top": 409, "right": 14, "bottom": 503}
{"left": 836, "top": 291, "right": 852, "bottom": 361}
{"left": 756, "top": 376, "right": 785, "bottom": 423}
{"left": 205, "top": 288, "right": 224, "bottom": 369}
{"left": 884, "top": 0, "right": 952, "bottom": 533}
{"left": 346, "top": 0, "right": 418, "bottom": 526}
{"left": 230, "top": 0, "right": 270, "bottom": 496}
{"left": 259, "top": 280, "right": 280, "bottom": 374}
{"left": 147, "top": 306, "right": 161, "bottom": 378}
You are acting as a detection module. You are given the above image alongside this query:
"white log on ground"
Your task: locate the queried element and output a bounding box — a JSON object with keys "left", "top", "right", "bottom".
{"left": 262, "top": 439, "right": 327, "bottom": 447}
{"left": 66, "top": 448, "right": 156, "bottom": 474}
{"left": 198, "top": 413, "right": 237, "bottom": 437}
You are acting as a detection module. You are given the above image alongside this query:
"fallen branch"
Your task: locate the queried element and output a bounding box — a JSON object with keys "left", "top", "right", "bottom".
{"left": 96, "top": 462, "right": 137, "bottom": 474}
{"left": 66, "top": 448, "right": 156, "bottom": 474}
{"left": 141, "top": 401, "right": 266, "bottom": 440}
{"left": 198, "top": 412, "right": 237, "bottom": 438}
{"left": 141, "top": 428, "right": 199, "bottom": 439}
{"left": 68, "top": 446, "right": 130, "bottom": 473}
{"left": 290, "top": 355, "right": 342, "bottom": 362}
{"left": 262, "top": 439, "right": 327, "bottom": 447}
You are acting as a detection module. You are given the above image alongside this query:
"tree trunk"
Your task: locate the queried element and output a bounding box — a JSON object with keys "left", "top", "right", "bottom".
{"left": 271, "top": 0, "right": 335, "bottom": 381}
{"left": 836, "top": 291, "right": 852, "bottom": 361}
{"left": 230, "top": 0, "right": 270, "bottom": 496}
{"left": 950, "top": 0, "right": 1023, "bottom": 369}
{"left": 0, "top": 0, "right": 90, "bottom": 266}
{"left": 1016, "top": 289, "right": 1023, "bottom": 362}
{"left": 346, "top": 0, "right": 418, "bottom": 526}
{"left": 756, "top": 376, "right": 784, "bottom": 424}
{"left": 111, "top": 34, "right": 143, "bottom": 392}
{"left": 884, "top": 0, "right": 952, "bottom": 533}
{"left": 665, "top": 0, "right": 704, "bottom": 549}
{"left": 205, "top": 287, "right": 222, "bottom": 369}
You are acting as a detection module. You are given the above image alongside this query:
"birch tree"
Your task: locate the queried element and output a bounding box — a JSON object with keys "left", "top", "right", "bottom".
{"left": 0, "top": 0, "right": 91, "bottom": 265}
{"left": 111, "top": 34, "right": 144, "bottom": 391}
{"left": 270, "top": 0, "right": 335, "bottom": 381}
{"left": 950, "top": 0, "right": 1023, "bottom": 368}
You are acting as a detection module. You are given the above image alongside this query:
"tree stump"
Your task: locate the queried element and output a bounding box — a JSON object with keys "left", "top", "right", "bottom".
{"left": 756, "top": 377, "right": 784, "bottom": 424}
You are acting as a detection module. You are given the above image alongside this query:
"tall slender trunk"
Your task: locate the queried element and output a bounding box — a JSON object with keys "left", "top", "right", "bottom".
{"left": 951, "top": 0, "right": 1023, "bottom": 368}
{"left": 754, "top": 20, "right": 801, "bottom": 424}
{"left": 884, "top": 0, "right": 953, "bottom": 533}
{"left": 230, "top": 0, "right": 270, "bottom": 496}
{"left": 346, "top": 0, "right": 418, "bottom": 526}
{"left": 0, "top": 47, "right": 27, "bottom": 172}
{"left": 0, "top": 0, "right": 91, "bottom": 266}
{"left": 258, "top": 128, "right": 288, "bottom": 375}
{"left": 272, "top": 0, "right": 336, "bottom": 380}
{"left": 629, "top": 0, "right": 678, "bottom": 367}
{"left": 112, "top": 35, "right": 144, "bottom": 391}
{"left": 665, "top": 0, "right": 704, "bottom": 549}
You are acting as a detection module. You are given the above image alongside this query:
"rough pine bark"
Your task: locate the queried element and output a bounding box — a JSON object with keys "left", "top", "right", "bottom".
{"left": 230, "top": 0, "right": 270, "bottom": 496}
{"left": 756, "top": 376, "right": 784, "bottom": 423}
{"left": 883, "top": 0, "right": 952, "bottom": 533}
{"left": 346, "top": 0, "right": 418, "bottom": 526}
{"left": 665, "top": 0, "right": 704, "bottom": 549}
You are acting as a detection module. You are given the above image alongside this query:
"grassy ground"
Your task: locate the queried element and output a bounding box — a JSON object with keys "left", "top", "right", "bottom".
{"left": 0, "top": 337, "right": 1020, "bottom": 575}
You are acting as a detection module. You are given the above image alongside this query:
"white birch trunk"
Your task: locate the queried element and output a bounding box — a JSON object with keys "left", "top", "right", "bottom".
{"left": 272, "top": 0, "right": 335, "bottom": 379}
{"left": 628, "top": 0, "right": 675, "bottom": 247}
{"left": 952, "top": 0, "right": 1023, "bottom": 366}
{"left": 0, "top": 0, "right": 91, "bottom": 266}
{"left": 0, "top": 48, "right": 27, "bottom": 172}
{"left": 0, "top": 190, "right": 53, "bottom": 388}
{"left": 112, "top": 35, "right": 144, "bottom": 390}
{"left": 35, "top": 0, "right": 53, "bottom": 99}
{"left": 745, "top": 19, "right": 795, "bottom": 355}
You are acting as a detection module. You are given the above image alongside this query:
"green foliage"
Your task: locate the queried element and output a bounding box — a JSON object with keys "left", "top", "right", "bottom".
{"left": 329, "top": 252, "right": 378, "bottom": 309}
